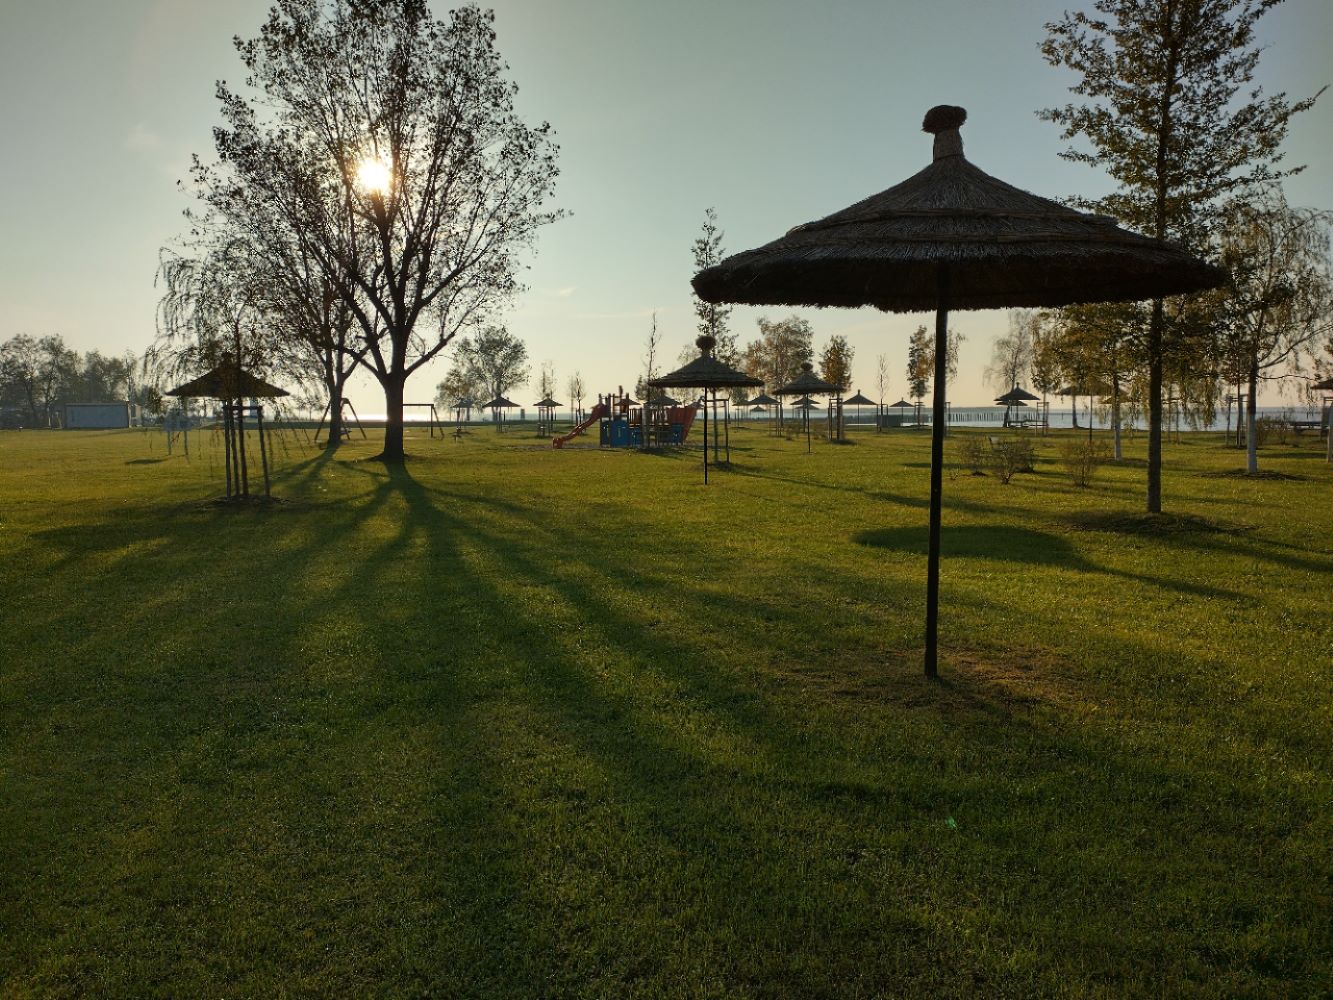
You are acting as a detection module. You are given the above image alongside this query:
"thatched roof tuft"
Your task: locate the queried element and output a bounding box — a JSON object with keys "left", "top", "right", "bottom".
{"left": 774, "top": 363, "right": 839, "bottom": 397}
{"left": 692, "top": 108, "right": 1224, "bottom": 313}
{"left": 649, "top": 335, "right": 763, "bottom": 391}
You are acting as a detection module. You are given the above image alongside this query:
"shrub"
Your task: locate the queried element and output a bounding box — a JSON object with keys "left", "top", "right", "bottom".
{"left": 956, "top": 435, "right": 988, "bottom": 475}
{"left": 1058, "top": 436, "right": 1112, "bottom": 487}
{"left": 992, "top": 436, "right": 1036, "bottom": 484}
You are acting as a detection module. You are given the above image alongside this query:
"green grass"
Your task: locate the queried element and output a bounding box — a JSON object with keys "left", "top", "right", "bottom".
{"left": 1, "top": 423, "right": 1330, "bottom": 998}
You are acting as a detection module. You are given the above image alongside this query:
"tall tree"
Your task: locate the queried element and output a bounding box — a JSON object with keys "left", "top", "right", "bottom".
{"left": 1041, "top": 0, "right": 1324, "bottom": 512}
{"left": 987, "top": 311, "right": 1036, "bottom": 394}
{"left": 567, "top": 370, "right": 585, "bottom": 422}
{"left": 636, "top": 312, "right": 662, "bottom": 401}
{"left": 875, "top": 352, "right": 889, "bottom": 433}
{"left": 742, "top": 315, "right": 814, "bottom": 391}
{"left": 195, "top": 0, "right": 562, "bottom": 461}
{"left": 1212, "top": 186, "right": 1333, "bottom": 472}
{"left": 819, "top": 335, "right": 854, "bottom": 391}
{"left": 693, "top": 208, "right": 736, "bottom": 362}
{"left": 453, "top": 326, "right": 529, "bottom": 420}
{"left": 905, "top": 326, "right": 931, "bottom": 413}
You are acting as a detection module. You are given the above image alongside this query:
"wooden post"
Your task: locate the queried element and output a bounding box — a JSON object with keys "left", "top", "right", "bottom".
{"left": 257, "top": 404, "right": 272, "bottom": 498}
{"left": 924, "top": 264, "right": 950, "bottom": 679}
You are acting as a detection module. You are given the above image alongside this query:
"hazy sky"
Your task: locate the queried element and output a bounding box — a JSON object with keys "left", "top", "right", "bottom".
{"left": 2, "top": 0, "right": 1330, "bottom": 410}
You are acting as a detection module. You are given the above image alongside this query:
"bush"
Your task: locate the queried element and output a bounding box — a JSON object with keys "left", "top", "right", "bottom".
{"left": 992, "top": 437, "right": 1036, "bottom": 484}
{"left": 956, "top": 435, "right": 989, "bottom": 475}
{"left": 1058, "top": 436, "right": 1111, "bottom": 487}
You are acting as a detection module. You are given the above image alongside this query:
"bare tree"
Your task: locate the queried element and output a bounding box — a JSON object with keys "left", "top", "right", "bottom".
{"left": 567, "top": 370, "right": 585, "bottom": 423}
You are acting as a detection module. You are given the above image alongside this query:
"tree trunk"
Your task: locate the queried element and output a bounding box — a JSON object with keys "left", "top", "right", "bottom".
{"left": 1112, "top": 370, "right": 1122, "bottom": 461}
{"left": 379, "top": 375, "right": 406, "bottom": 461}
{"left": 325, "top": 380, "right": 345, "bottom": 450}
{"left": 1147, "top": 298, "right": 1165, "bottom": 514}
{"left": 1246, "top": 359, "right": 1259, "bottom": 475}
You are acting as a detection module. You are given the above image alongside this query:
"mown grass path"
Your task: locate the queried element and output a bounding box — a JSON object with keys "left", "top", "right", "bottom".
{"left": 2, "top": 425, "right": 1330, "bottom": 997}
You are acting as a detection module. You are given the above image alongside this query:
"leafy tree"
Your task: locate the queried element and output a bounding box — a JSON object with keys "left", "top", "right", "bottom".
{"left": 0, "top": 335, "right": 76, "bottom": 427}
{"left": 693, "top": 209, "right": 736, "bottom": 360}
{"left": 905, "top": 326, "right": 931, "bottom": 409}
{"left": 742, "top": 315, "right": 814, "bottom": 391}
{"left": 1049, "top": 302, "right": 1145, "bottom": 456}
{"left": 453, "top": 326, "right": 529, "bottom": 420}
{"left": 194, "top": 0, "right": 562, "bottom": 461}
{"left": 435, "top": 365, "right": 483, "bottom": 420}
{"left": 1041, "top": 0, "right": 1324, "bottom": 512}
{"left": 1211, "top": 187, "right": 1333, "bottom": 472}
{"left": 819, "top": 335, "right": 854, "bottom": 391}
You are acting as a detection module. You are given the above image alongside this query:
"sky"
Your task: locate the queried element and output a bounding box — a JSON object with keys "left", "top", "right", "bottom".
{"left": 2, "top": 0, "right": 1331, "bottom": 412}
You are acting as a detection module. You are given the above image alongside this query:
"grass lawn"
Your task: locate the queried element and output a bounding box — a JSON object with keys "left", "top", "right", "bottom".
{"left": 1, "top": 422, "right": 1330, "bottom": 997}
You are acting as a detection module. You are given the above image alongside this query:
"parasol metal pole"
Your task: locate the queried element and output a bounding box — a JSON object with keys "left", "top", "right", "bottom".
{"left": 924, "top": 264, "right": 951, "bottom": 679}
{"left": 723, "top": 396, "right": 731, "bottom": 464}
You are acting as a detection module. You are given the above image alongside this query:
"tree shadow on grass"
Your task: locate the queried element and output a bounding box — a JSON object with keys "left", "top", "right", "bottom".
{"left": 854, "top": 523, "right": 1243, "bottom": 600}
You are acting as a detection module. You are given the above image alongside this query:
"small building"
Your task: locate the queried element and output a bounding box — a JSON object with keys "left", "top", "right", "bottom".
{"left": 64, "top": 402, "right": 140, "bottom": 429}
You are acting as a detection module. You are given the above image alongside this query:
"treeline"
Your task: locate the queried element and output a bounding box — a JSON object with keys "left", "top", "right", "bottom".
{"left": 0, "top": 335, "right": 158, "bottom": 429}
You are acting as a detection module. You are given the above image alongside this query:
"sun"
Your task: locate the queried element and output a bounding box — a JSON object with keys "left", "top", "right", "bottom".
{"left": 355, "top": 155, "right": 393, "bottom": 196}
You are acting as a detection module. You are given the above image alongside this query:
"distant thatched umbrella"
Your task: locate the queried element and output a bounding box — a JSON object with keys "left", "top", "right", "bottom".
{"left": 533, "top": 395, "right": 561, "bottom": 437}
{"left": 648, "top": 335, "right": 763, "bottom": 483}
{"left": 481, "top": 395, "right": 519, "bottom": 433}
{"left": 693, "top": 105, "right": 1224, "bottom": 677}
{"left": 775, "top": 362, "right": 839, "bottom": 451}
{"left": 995, "top": 385, "right": 1040, "bottom": 427}
{"left": 844, "top": 390, "right": 876, "bottom": 430}
{"left": 166, "top": 363, "right": 289, "bottom": 499}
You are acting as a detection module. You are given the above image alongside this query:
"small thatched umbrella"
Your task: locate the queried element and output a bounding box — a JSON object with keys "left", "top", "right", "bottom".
{"left": 747, "top": 391, "right": 780, "bottom": 433}
{"left": 889, "top": 398, "right": 914, "bottom": 429}
{"left": 693, "top": 105, "right": 1224, "bottom": 676}
{"left": 775, "top": 363, "right": 839, "bottom": 451}
{"left": 533, "top": 395, "right": 561, "bottom": 437}
{"left": 481, "top": 395, "right": 519, "bottom": 433}
{"left": 995, "top": 385, "right": 1040, "bottom": 428}
{"left": 166, "top": 363, "right": 288, "bottom": 499}
{"left": 648, "top": 335, "right": 763, "bottom": 483}
{"left": 843, "top": 390, "right": 877, "bottom": 432}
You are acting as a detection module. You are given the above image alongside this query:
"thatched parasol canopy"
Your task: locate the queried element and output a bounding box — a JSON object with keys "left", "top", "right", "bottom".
{"left": 647, "top": 392, "right": 682, "bottom": 406}
{"left": 773, "top": 363, "right": 839, "bottom": 398}
{"left": 533, "top": 396, "right": 561, "bottom": 408}
{"left": 481, "top": 396, "right": 520, "bottom": 409}
{"left": 995, "top": 386, "right": 1040, "bottom": 404}
{"left": 748, "top": 392, "right": 780, "bottom": 406}
{"left": 1312, "top": 377, "right": 1333, "bottom": 391}
{"left": 690, "top": 104, "right": 1225, "bottom": 679}
{"left": 166, "top": 366, "right": 289, "bottom": 400}
{"left": 790, "top": 395, "right": 822, "bottom": 409}
{"left": 844, "top": 391, "right": 877, "bottom": 406}
{"left": 649, "top": 336, "right": 763, "bottom": 391}
{"left": 890, "top": 398, "right": 913, "bottom": 409}
{"left": 693, "top": 108, "right": 1224, "bottom": 313}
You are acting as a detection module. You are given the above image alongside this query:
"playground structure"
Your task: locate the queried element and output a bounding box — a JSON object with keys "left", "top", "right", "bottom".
{"left": 552, "top": 386, "right": 698, "bottom": 449}
{"left": 313, "top": 397, "right": 368, "bottom": 443}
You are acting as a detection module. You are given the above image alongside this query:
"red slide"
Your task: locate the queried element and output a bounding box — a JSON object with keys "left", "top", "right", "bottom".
{"left": 552, "top": 403, "right": 608, "bottom": 448}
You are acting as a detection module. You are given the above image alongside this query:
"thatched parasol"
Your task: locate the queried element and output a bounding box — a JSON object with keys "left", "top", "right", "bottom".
{"left": 481, "top": 395, "right": 519, "bottom": 433}
{"left": 995, "top": 385, "right": 1040, "bottom": 428}
{"left": 166, "top": 364, "right": 288, "bottom": 500}
{"left": 843, "top": 390, "right": 876, "bottom": 431}
{"left": 165, "top": 366, "right": 289, "bottom": 401}
{"left": 649, "top": 335, "right": 762, "bottom": 483}
{"left": 692, "top": 105, "right": 1225, "bottom": 677}
{"left": 773, "top": 362, "right": 839, "bottom": 450}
